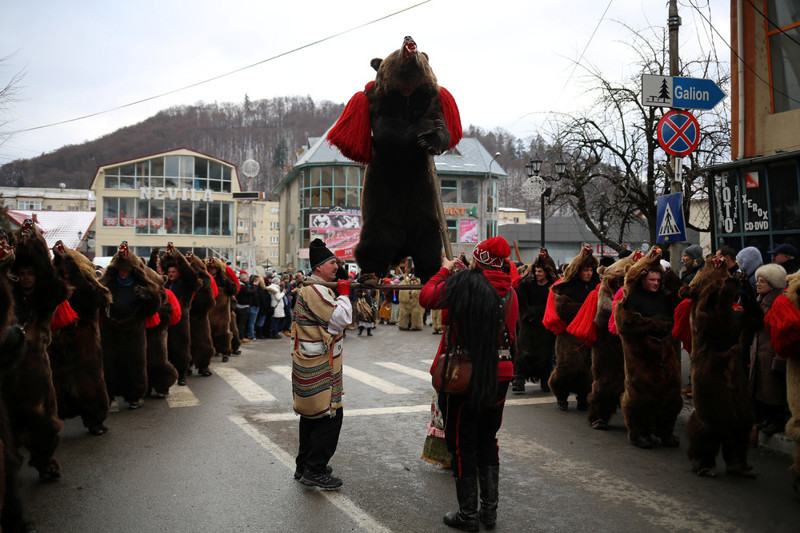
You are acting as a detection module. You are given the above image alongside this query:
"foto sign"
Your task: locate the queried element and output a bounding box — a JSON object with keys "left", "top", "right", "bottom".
{"left": 642, "top": 74, "right": 725, "bottom": 110}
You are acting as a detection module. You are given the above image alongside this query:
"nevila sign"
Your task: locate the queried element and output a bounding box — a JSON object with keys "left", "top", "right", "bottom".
{"left": 139, "top": 187, "right": 214, "bottom": 202}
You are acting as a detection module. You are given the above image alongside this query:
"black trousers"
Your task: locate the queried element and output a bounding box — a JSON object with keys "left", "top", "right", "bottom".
{"left": 296, "top": 407, "right": 343, "bottom": 475}
{"left": 440, "top": 381, "right": 509, "bottom": 478}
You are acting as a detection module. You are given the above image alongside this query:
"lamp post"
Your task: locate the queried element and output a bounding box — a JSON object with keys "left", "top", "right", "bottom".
{"left": 485, "top": 152, "right": 501, "bottom": 239}
{"left": 523, "top": 155, "right": 565, "bottom": 249}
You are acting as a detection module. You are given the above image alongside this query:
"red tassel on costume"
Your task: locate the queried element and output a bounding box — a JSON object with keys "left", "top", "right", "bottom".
{"left": 225, "top": 265, "right": 240, "bottom": 292}
{"left": 608, "top": 288, "right": 624, "bottom": 335}
{"left": 672, "top": 298, "right": 692, "bottom": 353}
{"left": 765, "top": 294, "right": 800, "bottom": 359}
{"left": 165, "top": 288, "right": 182, "bottom": 326}
{"left": 51, "top": 300, "right": 79, "bottom": 330}
{"left": 145, "top": 312, "right": 161, "bottom": 329}
{"left": 209, "top": 275, "right": 219, "bottom": 299}
{"left": 543, "top": 278, "right": 567, "bottom": 334}
{"left": 567, "top": 284, "right": 600, "bottom": 345}
{"left": 326, "top": 82, "right": 374, "bottom": 164}
{"left": 439, "top": 87, "right": 462, "bottom": 150}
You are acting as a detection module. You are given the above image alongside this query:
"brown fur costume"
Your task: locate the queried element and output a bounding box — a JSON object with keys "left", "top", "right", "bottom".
{"left": 397, "top": 275, "right": 424, "bottom": 330}
{"left": 0, "top": 234, "right": 35, "bottom": 530}
{"left": 514, "top": 253, "right": 558, "bottom": 392}
{"left": 49, "top": 242, "right": 111, "bottom": 435}
{"left": 159, "top": 246, "right": 198, "bottom": 382}
{"left": 615, "top": 247, "right": 683, "bottom": 448}
{"left": 431, "top": 308, "right": 442, "bottom": 334}
{"left": 587, "top": 252, "right": 640, "bottom": 428}
{"left": 680, "top": 256, "right": 759, "bottom": 477}
{"left": 144, "top": 253, "right": 179, "bottom": 396}
{"left": 206, "top": 257, "right": 236, "bottom": 357}
{"left": 6, "top": 220, "right": 65, "bottom": 480}
{"left": 99, "top": 243, "right": 160, "bottom": 407}
{"left": 186, "top": 253, "right": 215, "bottom": 375}
{"left": 548, "top": 245, "right": 599, "bottom": 409}
{"left": 782, "top": 270, "right": 800, "bottom": 495}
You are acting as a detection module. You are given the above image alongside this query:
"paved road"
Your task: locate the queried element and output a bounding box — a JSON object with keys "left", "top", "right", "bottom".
{"left": 19, "top": 322, "right": 800, "bottom": 532}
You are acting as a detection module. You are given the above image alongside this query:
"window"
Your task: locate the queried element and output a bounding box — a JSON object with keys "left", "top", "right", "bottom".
{"left": 446, "top": 219, "right": 457, "bottom": 244}
{"left": 17, "top": 200, "right": 41, "bottom": 209}
{"left": 486, "top": 181, "right": 496, "bottom": 213}
{"left": 270, "top": 207, "right": 280, "bottom": 214}
{"left": 270, "top": 221, "right": 280, "bottom": 230}
{"left": 270, "top": 236, "right": 279, "bottom": 244}
{"left": 461, "top": 179, "right": 478, "bottom": 203}
{"left": 766, "top": 1, "right": 800, "bottom": 113}
{"left": 441, "top": 179, "right": 458, "bottom": 203}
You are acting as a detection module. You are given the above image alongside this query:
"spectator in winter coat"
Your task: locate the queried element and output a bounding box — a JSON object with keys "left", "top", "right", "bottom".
{"left": 680, "top": 244, "right": 704, "bottom": 284}
{"left": 767, "top": 243, "right": 800, "bottom": 276}
{"left": 736, "top": 246, "right": 764, "bottom": 291}
{"left": 268, "top": 279, "right": 285, "bottom": 339}
{"left": 236, "top": 273, "right": 256, "bottom": 342}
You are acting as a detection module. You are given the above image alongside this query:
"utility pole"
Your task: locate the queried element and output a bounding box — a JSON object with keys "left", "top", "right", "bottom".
{"left": 668, "top": 0, "right": 682, "bottom": 272}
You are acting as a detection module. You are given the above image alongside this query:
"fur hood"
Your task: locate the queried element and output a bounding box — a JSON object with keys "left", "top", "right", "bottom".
{"left": 621, "top": 246, "right": 663, "bottom": 299}
{"left": 100, "top": 242, "right": 159, "bottom": 294}
{"left": 562, "top": 244, "right": 600, "bottom": 284}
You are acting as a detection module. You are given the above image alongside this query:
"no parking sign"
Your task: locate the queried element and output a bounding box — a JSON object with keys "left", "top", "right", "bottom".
{"left": 657, "top": 110, "right": 699, "bottom": 157}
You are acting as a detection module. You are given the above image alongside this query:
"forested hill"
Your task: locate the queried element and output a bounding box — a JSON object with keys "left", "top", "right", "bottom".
{"left": 0, "top": 94, "right": 530, "bottom": 205}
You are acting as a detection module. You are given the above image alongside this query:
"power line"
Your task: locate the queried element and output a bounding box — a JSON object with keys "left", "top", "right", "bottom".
{"left": 7, "top": 1, "right": 431, "bottom": 136}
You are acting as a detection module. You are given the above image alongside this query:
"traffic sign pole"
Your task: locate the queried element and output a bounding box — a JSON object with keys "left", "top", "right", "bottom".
{"left": 669, "top": 0, "right": 682, "bottom": 268}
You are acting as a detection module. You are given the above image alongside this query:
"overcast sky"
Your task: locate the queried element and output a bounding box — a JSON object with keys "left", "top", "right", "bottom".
{"left": 0, "top": 0, "right": 730, "bottom": 166}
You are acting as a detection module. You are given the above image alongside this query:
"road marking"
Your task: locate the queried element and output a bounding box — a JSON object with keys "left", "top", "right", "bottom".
{"left": 500, "top": 432, "right": 741, "bottom": 532}
{"left": 343, "top": 365, "right": 412, "bottom": 394}
{"left": 375, "top": 361, "right": 431, "bottom": 381}
{"left": 215, "top": 366, "right": 276, "bottom": 402}
{"left": 251, "top": 395, "right": 557, "bottom": 423}
{"left": 166, "top": 385, "right": 200, "bottom": 408}
{"left": 269, "top": 365, "right": 292, "bottom": 381}
{"left": 229, "top": 415, "right": 393, "bottom": 533}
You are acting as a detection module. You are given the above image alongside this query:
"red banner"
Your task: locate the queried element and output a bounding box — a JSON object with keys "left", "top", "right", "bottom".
{"left": 103, "top": 217, "right": 118, "bottom": 226}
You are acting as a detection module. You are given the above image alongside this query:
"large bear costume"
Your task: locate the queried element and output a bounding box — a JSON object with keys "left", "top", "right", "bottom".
{"left": 186, "top": 253, "right": 215, "bottom": 377}
{"left": 206, "top": 257, "right": 237, "bottom": 360}
{"left": 100, "top": 243, "right": 160, "bottom": 409}
{"left": 615, "top": 247, "right": 683, "bottom": 448}
{"left": 159, "top": 245, "right": 198, "bottom": 385}
{"left": 143, "top": 254, "right": 179, "bottom": 397}
{"left": 397, "top": 275, "right": 424, "bottom": 331}
{"left": 5, "top": 220, "right": 65, "bottom": 481}
{"left": 679, "top": 256, "right": 759, "bottom": 478}
{"left": 782, "top": 270, "right": 800, "bottom": 496}
{"left": 546, "top": 245, "right": 599, "bottom": 410}
{"left": 0, "top": 233, "right": 36, "bottom": 531}
{"left": 49, "top": 241, "right": 111, "bottom": 435}
{"left": 327, "top": 36, "right": 462, "bottom": 282}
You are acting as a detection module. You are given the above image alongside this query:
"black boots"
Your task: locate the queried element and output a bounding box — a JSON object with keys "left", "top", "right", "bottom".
{"left": 367, "top": 328, "right": 372, "bottom": 336}
{"left": 443, "top": 477, "right": 479, "bottom": 532}
{"left": 358, "top": 326, "right": 364, "bottom": 336}
{"left": 478, "top": 465, "right": 499, "bottom": 529}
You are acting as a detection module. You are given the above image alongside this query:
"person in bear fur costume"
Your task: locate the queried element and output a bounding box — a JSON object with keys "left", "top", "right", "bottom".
{"left": 513, "top": 250, "right": 558, "bottom": 393}
{"left": 577, "top": 250, "right": 644, "bottom": 429}
{"left": 679, "top": 255, "right": 760, "bottom": 478}
{"left": 326, "top": 36, "right": 462, "bottom": 283}
{"left": 143, "top": 251, "right": 179, "bottom": 397}
{"left": 5, "top": 220, "right": 66, "bottom": 481}
{"left": 615, "top": 247, "right": 683, "bottom": 448}
{"left": 0, "top": 233, "right": 37, "bottom": 530}
{"left": 397, "top": 274, "right": 424, "bottom": 331}
{"left": 778, "top": 270, "right": 800, "bottom": 497}
{"left": 205, "top": 257, "right": 238, "bottom": 362}
{"left": 547, "top": 245, "right": 600, "bottom": 410}
{"left": 185, "top": 252, "right": 215, "bottom": 377}
{"left": 49, "top": 241, "right": 112, "bottom": 436}
{"left": 160, "top": 245, "right": 198, "bottom": 386}
{"left": 100, "top": 242, "right": 160, "bottom": 410}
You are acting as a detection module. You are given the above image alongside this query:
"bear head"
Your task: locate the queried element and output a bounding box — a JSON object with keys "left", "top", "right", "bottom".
{"left": 371, "top": 36, "right": 438, "bottom": 98}
{"left": 786, "top": 269, "right": 800, "bottom": 310}
{"left": 678, "top": 254, "right": 729, "bottom": 300}
{"left": 561, "top": 244, "right": 600, "bottom": 284}
{"left": 52, "top": 240, "right": 112, "bottom": 308}
{"left": 621, "top": 246, "right": 663, "bottom": 299}
{"left": 600, "top": 249, "right": 643, "bottom": 296}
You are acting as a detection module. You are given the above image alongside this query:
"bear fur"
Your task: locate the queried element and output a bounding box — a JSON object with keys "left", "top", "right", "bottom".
{"left": 206, "top": 257, "right": 237, "bottom": 357}
{"left": 5, "top": 220, "right": 65, "bottom": 481}
{"left": 49, "top": 241, "right": 111, "bottom": 435}
{"left": 159, "top": 247, "right": 198, "bottom": 383}
{"left": 514, "top": 253, "right": 558, "bottom": 392}
{"left": 679, "top": 256, "right": 759, "bottom": 477}
{"left": 782, "top": 270, "right": 800, "bottom": 494}
{"left": 431, "top": 308, "right": 443, "bottom": 334}
{"left": 586, "top": 251, "right": 641, "bottom": 429}
{"left": 143, "top": 254, "right": 179, "bottom": 396}
{"left": 327, "top": 36, "right": 462, "bottom": 283}
{"left": 397, "top": 275, "right": 424, "bottom": 330}
{"left": 99, "top": 243, "right": 160, "bottom": 408}
{"left": 0, "top": 234, "right": 36, "bottom": 531}
{"left": 186, "top": 253, "right": 215, "bottom": 375}
{"left": 548, "top": 245, "right": 600, "bottom": 409}
{"left": 615, "top": 247, "right": 683, "bottom": 448}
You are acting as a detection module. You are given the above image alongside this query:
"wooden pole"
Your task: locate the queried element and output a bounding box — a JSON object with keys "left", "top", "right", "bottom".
{"left": 428, "top": 162, "right": 454, "bottom": 260}
{"left": 513, "top": 240, "right": 522, "bottom": 263}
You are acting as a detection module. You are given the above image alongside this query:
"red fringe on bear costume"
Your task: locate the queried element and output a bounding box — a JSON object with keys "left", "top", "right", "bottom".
{"left": 765, "top": 293, "right": 800, "bottom": 358}
{"left": 608, "top": 288, "right": 624, "bottom": 335}
{"left": 671, "top": 298, "right": 693, "bottom": 353}
{"left": 543, "top": 278, "right": 567, "bottom": 334}
{"left": 165, "top": 288, "right": 182, "bottom": 326}
{"left": 50, "top": 299, "right": 79, "bottom": 330}
{"left": 326, "top": 81, "right": 463, "bottom": 165}
{"left": 566, "top": 283, "right": 601, "bottom": 345}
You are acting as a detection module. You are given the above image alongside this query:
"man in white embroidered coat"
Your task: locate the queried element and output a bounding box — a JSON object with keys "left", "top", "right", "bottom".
{"left": 292, "top": 239, "right": 352, "bottom": 490}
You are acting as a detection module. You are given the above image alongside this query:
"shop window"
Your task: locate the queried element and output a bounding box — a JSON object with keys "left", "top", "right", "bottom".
{"left": 208, "top": 202, "right": 222, "bottom": 236}
{"left": 766, "top": 1, "right": 800, "bottom": 113}
{"left": 17, "top": 200, "right": 41, "bottom": 209}
{"left": 221, "top": 203, "right": 233, "bottom": 236}
{"left": 346, "top": 167, "right": 361, "bottom": 187}
{"left": 104, "top": 174, "right": 119, "bottom": 189}
{"left": 151, "top": 157, "right": 164, "bottom": 177}
{"left": 441, "top": 179, "right": 458, "bottom": 203}
{"left": 461, "top": 179, "right": 478, "bottom": 203}
{"left": 334, "top": 186, "right": 347, "bottom": 207}
{"left": 768, "top": 162, "right": 800, "bottom": 230}
{"left": 193, "top": 203, "right": 208, "bottom": 235}
{"left": 150, "top": 200, "right": 164, "bottom": 234}
{"left": 346, "top": 188, "right": 360, "bottom": 208}
{"left": 120, "top": 175, "right": 136, "bottom": 189}
{"left": 164, "top": 200, "right": 178, "bottom": 234}
{"left": 136, "top": 199, "right": 150, "bottom": 234}
{"left": 321, "top": 167, "right": 334, "bottom": 187}
{"left": 195, "top": 160, "right": 208, "bottom": 180}
{"left": 179, "top": 202, "right": 193, "bottom": 234}
{"left": 446, "top": 219, "right": 457, "bottom": 244}
{"left": 742, "top": 170, "right": 771, "bottom": 233}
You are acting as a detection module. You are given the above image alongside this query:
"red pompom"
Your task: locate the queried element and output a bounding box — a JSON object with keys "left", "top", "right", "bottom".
{"left": 543, "top": 278, "right": 567, "bottom": 334}
{"left": 326, "top": 82, "right": 374, "bottom": 164}
{"left": 567, "top": 284, "right": 600, "bottom": 345}
{"left": 165, "top": 288, "right": 182, "bottom": 326}
{"left": 672, "top": 298, "right": 693, "bottom": 353}
{"left": 765, "top": 294, "right": 800, "bottom": 358}
{"left": 145, "top": 312, "right": 161, "bottom": 329}
{"left": 51, "top": 300, "right": 79, "bottom": 330}
{"left": 608, "top": 288, "right": 624, "bottom": 335}
{"left": 209, "top": 275, "right": 219, "bottom": 299}
{"left": 225, "top": 265, "right": 240, "bottom": 292}
{"left": 439, "top": 87, "right": 462, "bottom": 149}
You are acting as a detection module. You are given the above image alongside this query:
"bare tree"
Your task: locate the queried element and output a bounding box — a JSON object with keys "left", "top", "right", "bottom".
{"left": 546, "top": 24, "right": 730, "bottom": 251}
{"left": 0, "top": 54, "right": 25, "bottom": 157}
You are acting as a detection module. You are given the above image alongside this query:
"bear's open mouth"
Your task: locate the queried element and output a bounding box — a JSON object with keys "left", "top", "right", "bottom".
{"left": 53, "top": 240, "right": 67, "bottom": 256}
{"left": 402, "top": 36, "right": 417, "bottom": 61}
{"left": 21, "top": 218, "right": 36, "bottom": 236}
{"left": 0, "top": 241, "right": 13, "bottom": 263}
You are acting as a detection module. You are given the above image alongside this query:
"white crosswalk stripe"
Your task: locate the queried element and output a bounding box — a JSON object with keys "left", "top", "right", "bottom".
{"left": 343, "top": 365, "right": 412, "bottom": 394}
{"left": 166, "top": 384, "right": 200, "bottom": 408}
{"left": 215, "top": 366, "right": 277, "bottom": 402}
{"left": 269, "top": 364, "right": 292, "bottom": 381}
{"left": 374, "top": 361, "right": 431, "bottom": 381}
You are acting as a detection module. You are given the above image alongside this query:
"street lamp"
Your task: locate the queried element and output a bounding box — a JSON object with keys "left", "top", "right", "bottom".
{"left": 522, "top": 155, "right": 566, "bottom": 249}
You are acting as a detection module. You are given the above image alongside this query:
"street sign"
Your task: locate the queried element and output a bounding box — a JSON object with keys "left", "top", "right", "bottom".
{"left": 656, "top": 192, "right": 686, "bottom": 243}
{"left": 657, "top": 110, "right": 700, "bottom": 157}
{"left": 642, "top": 74, "right": 725, "bottom": 110}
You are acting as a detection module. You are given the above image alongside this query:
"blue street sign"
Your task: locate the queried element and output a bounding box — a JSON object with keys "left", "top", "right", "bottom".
{"left": 642, "top": 74, "right": 726, "bottom": 110}
{"left": 656, "top": 192, "right": 686, "bottom": 243}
